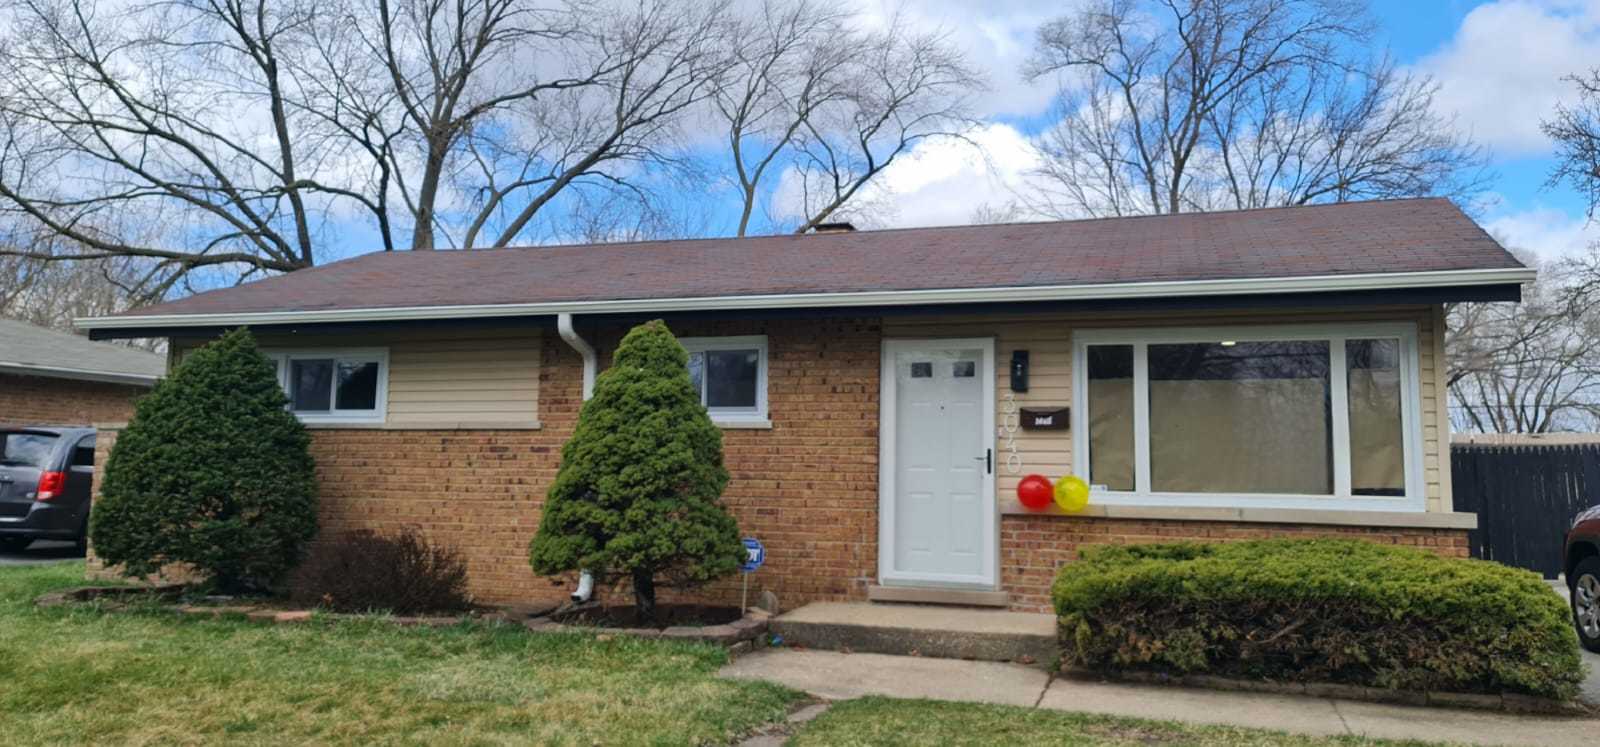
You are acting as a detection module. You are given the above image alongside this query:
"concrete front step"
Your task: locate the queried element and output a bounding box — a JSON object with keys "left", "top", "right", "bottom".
{"left": 770, "top": 601, "right": 1057, "bottom": 667}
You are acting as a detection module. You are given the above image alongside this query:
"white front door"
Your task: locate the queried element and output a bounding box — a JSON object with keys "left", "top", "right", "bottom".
{"left": 879, "top": 338, "right": 997, "bottom": 589}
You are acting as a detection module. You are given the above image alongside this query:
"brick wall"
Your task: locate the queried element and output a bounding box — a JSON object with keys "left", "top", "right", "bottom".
{"left": 0, "top": 372, "right": 147, "bottom": 427}
{"left": 303, "top": 317, "right": 882, "bottom": 608}
{"left": 1000, "top": 515, "right": 1468, "bottom": 611}
{"left": 86, "top": 428, "right": 113, "bottom": 578}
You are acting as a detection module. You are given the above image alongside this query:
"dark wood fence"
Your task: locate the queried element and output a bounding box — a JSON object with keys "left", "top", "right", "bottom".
{"left": 1451, "top": 443, "right": 1600, "bottom": 578}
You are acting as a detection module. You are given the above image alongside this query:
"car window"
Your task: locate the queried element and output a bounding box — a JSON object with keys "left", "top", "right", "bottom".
{"left": 0, "top": 432, "right": 58, "bottom": 468}
{"left": 71, "top": 436, "right": 96, "bottom": 468}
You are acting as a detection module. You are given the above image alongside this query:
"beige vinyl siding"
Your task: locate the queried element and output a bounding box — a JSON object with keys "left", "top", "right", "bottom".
{"left": 173, "top": 328, "right": 541, "bottom": 429}
{"left": 884, "top": 304, "right": 1450, "bottom": 513}
{"left": 385, "top": 334, "right": 540, "bottom": 426}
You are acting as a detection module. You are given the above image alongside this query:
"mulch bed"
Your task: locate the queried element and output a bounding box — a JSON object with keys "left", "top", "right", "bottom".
{"left": 529, "top": 600, "right": 770, "bottom": 653}
{"left": 34, "top": 585, "right": 772, "bottom": 655}
{"left": 551, "top": 603, "right": 744, "bottom": 628}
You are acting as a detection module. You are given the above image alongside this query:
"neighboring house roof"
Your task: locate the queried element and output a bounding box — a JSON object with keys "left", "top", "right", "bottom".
{"left": 0, "top": 318, "right": 165, "bottom": 385}
{"left": 79, "top": 198, "right": 1532, "bottom": 331}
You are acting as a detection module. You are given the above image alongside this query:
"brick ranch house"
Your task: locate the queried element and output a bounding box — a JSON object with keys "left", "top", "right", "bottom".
{"left": 0, "top": 318, "right": 163, "bottom": 427}
{"left": 77, "top": 199, "right": 1533, "bottom": 612}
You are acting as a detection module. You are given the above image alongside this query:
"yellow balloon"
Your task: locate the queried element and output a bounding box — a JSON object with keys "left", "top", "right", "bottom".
{"left": 1054, "top": 476, "right": 1090, "bottom": 513}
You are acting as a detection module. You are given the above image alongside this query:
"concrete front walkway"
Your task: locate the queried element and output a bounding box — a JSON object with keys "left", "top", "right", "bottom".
{"left": 721, "top": 649, "right": 1599, "bottom": 747}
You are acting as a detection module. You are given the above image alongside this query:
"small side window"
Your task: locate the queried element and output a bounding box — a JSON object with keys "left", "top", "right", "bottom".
{"left": 264, "top": 348, "right": 388, "bottom": 423}
{"left": 71, "top": 436, "right": 96, "bottom": 469}
{"left": 679, "top": 336, "right": 769, "bottom": 424}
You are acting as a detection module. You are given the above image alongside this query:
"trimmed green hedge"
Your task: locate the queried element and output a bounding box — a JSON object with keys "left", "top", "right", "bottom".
{"left": 1053, "top": 539, "right": 1585, "bottom": 700}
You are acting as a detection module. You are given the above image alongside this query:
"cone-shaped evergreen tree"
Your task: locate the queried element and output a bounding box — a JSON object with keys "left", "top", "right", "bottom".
{"left": 530, "top": 320, "right": 744, "bottom": 621}
{"left": 91, "top": 328, "right": 317, "bottom": 592}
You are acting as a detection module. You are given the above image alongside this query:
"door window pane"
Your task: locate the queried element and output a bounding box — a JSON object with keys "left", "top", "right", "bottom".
{"left": 1347, "top": 339, "right": 1405, "bottom": 496}
{"left": 290, "top": 359, "right": 334, "bottom": 412}
{"left": 335, "top": 361, "right": 380, "bottom": 410}
{"left": 705, "top": 349, "right": 759, "bottom": 408}
{"left": 952, "top": 361, "right": 976, "bottom": 378}
{"left": 1086, "top": 345, "right": 1135, "bottom": 491}
{"left": 1148, "top": 341, "right": 1331, "bottom": 494}
{"left": 910, "top": 362, "right": 932, "bottom": 378}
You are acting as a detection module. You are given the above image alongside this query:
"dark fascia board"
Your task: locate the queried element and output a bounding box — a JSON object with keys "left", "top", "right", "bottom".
{"left": 88, "top": 283, "right": 1518, "bottom": 342}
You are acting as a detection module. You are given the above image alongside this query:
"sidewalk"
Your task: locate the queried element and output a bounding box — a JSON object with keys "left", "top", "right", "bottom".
{"left": 720, "top": 649, "right": 1598, "bottom": 747}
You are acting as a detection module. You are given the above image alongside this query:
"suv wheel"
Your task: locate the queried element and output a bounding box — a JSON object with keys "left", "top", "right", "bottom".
{"left": 1575, "top": 557, "right": 1600, "bottom": 654}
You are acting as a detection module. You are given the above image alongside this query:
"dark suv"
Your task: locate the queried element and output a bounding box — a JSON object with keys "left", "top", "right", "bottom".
{"left": 1567, "top": 504, "right": 1600, "bottom": 653}
{"left": 0, "top": 427, "right": 97, "bottom": 553}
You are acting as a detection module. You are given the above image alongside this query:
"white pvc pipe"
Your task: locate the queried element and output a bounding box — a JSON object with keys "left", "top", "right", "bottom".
{"left": 557, "top": 312, "right": 597, "bottom": 401}
{"left": 571, "top": 571, "right": 595, "bottom": 603}
{"left": 557, "top": 313, "right": 598, "bottom": 602}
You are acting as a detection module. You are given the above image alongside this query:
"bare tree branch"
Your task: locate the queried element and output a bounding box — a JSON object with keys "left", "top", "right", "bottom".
{"left": 1023, "top": 0, "right": 1483, "bottom": 218}
{"left": 1545, "top": 69, "right": 1600, "bottom": 219}
{"left": 1449, "top": 249, "right": 1600, "bottom": 433}
{"left": 779, "top": 9, "right": 982, "bottom": 233}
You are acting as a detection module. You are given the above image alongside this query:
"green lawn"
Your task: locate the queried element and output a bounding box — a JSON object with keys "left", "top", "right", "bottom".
{"left": 0, "top": 562, "right": 1442, "bottom": 746}
{"left": 0, "top": 562, "right": 796, "bottom": 745}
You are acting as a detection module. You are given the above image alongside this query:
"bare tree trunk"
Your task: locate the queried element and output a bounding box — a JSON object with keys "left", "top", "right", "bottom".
{"left": 410, "top": 143, "right": 449, "bottom": 251}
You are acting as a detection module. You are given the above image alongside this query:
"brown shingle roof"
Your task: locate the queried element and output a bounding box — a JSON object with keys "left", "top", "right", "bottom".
{"left": 94, "top": 198, "right": 1526, "bottom": 323}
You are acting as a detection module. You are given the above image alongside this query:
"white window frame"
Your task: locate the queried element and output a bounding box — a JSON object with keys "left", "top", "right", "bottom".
{"left": 1071, "top": 323, "right": 1425, "bottom": 512}
{"left": 679, "top": 336, "right": 769, "bottom": 426}
{"left": 264, "top": 348, "right": 389, "bottom": 425}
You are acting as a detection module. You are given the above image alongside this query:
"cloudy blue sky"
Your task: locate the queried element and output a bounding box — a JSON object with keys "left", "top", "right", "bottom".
{"left": 835, "top": 0, "right": 1600, "bottom": 259}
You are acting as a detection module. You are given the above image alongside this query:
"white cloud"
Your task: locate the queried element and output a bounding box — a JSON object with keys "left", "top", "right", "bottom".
{"left": 1416, "top": 0, "right": 1600, "bottom": 157}
{"left": 1483, "top": 202, "right": 1600, "bottom": 258}
{"left": 846, "top": 0, "right": 1069, "bottom": 118}
{"left": 769, "top": 122, "right": 1051, "bottom": 228}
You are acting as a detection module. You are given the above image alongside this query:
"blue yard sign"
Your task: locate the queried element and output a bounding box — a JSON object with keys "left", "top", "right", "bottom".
{"left": 740, "top": 537, "right": 765, "bottom": 573}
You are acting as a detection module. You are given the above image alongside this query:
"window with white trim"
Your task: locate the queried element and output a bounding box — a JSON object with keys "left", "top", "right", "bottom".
{"left": 1072, "top": 324, "right": 1423, "bottom": 511}
{"left": 265, "top": 349, "right": 388, "bottom": 424}
{"left": 679, "top": 336, "right": 768, "bottom": 424}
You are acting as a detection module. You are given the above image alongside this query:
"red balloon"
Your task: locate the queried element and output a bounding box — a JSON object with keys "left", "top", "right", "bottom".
{"left": 1017, "top": 474, "right": 1054, "bottom": 510}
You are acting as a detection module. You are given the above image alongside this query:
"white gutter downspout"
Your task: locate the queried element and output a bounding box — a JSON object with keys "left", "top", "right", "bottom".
{"left": 557, "top": 312, "right": 596, "bottom": 401}
{"left": 556, "top": 312, "right": 597, "bottom": 603}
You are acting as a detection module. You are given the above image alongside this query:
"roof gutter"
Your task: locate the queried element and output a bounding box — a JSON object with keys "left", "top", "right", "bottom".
{"left": 0, "top": 361, "right": 162, "bottom": 387}
{"left": 557, "top": 313, "right": 597, "bottom": 401}
{"left": 74, "top": 267, "right": 1536, "bottom": 331}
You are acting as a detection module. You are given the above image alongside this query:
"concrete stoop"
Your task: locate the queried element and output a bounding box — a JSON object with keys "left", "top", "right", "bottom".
{"left": 770, "top": 601, "right": 1056, "bottom": 667}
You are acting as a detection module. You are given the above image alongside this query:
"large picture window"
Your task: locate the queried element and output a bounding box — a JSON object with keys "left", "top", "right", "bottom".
{"left": 265, "top": 349, "right": 388, "bottom": 424}
{"left": 1073, "top": 324, "right": 1422, "bottom": 511}
{"left": 679, "top": 336, "right": 769, "bottom": 425}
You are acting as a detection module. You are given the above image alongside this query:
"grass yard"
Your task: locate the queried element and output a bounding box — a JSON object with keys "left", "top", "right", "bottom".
{"left": 0, "top": 562, "right": 796, "bottom": 745}
{"left": 0, "top": 562, "right": 1446, "bottom": 746}
{"left": 791, "top": 698, "right": 1441, "bottom": 747}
